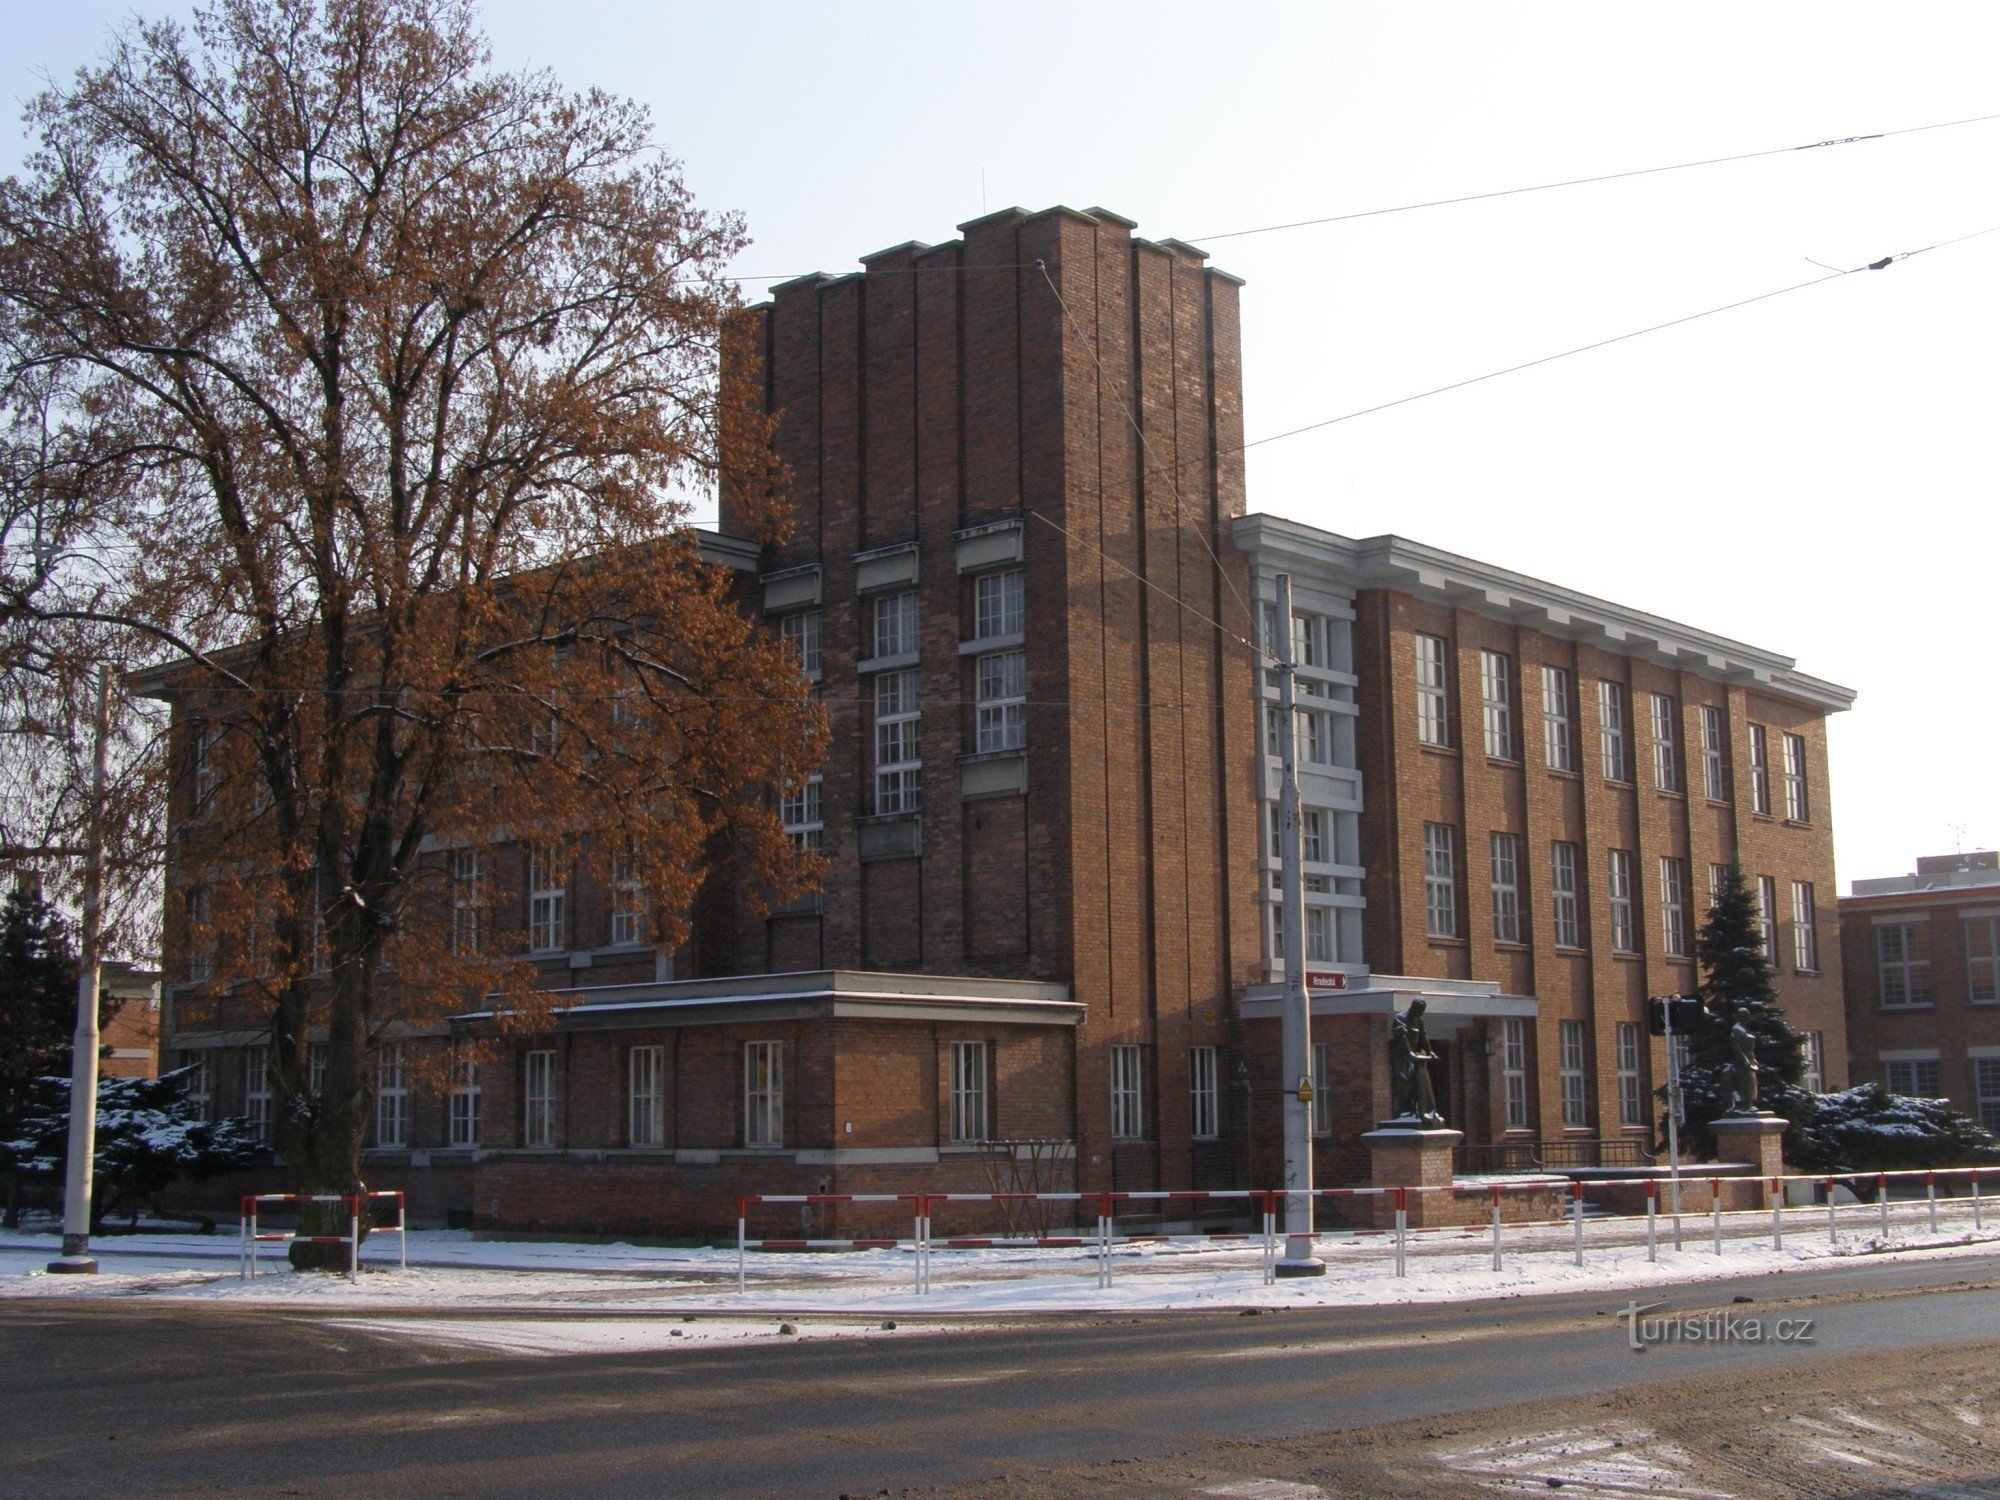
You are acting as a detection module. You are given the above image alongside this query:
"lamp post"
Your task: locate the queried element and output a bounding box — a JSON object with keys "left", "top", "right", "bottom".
{"left": 1272, "top": 574, "right": 1324, "bottom": 1277}
{"left": 47, "top": 666, "right": 112, "bottom": 1274}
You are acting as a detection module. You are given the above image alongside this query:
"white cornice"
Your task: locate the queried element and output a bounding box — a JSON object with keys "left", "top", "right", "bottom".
{"left": 1234, "top": 514, "right": 1855, "bottom": 715}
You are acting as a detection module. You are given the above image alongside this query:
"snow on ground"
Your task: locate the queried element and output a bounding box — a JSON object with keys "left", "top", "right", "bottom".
{"left": 4, "top": 1199, "right": 2000, "bottom": 1321}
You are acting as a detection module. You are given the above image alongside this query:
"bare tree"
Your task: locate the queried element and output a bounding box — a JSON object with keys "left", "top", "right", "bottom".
{"left": 0, "top": 0, "right": 824, "bottom": 1257}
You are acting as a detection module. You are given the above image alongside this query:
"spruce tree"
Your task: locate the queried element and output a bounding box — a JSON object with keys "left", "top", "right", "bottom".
{"left": 1679, "top": 865, "right": 1809, "bottom": 1158}
{"left": 0, "top": 886, "right": 79, "bottom": 1226}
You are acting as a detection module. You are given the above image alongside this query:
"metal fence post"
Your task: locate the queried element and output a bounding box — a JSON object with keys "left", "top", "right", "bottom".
{"left": 1490, "top": 1187, "right": 1503, "bottom": 1273}
{"left": 736, "top": 1200, "right": 748, "bottom": 1296}
{"left": 1262, "top": 1192, "right": 1277, "bottom": 1286}
{"left": 1976, "top": 1170, "right": 1985, "bottom": 1233}
{"left": 1711, "top": 1178, "right": 1722, "bottom": 1255}
{"left": 1928, "top": 1173, "right": 1939, "bottom": 1234}
{"left": 398, "top": 1193, "right": 407, "bottom": 1272}
{"left": 1771, "top": 1177, "right": 1783, "bottom": 1250}
{"left": 1646, "top": 1184, "right": 1657, "bottom": 1262}
{"left": 1879, "top": 1173, "right": 1890, "bottom": 1239}
{"left": 1395, "top": 1188, "right": 1408, "bottom": 1279}
{"left": 1571, "top": 1183, "right": 1584, "bottom": 1268}
{"left": 348, "top": 1197, "right": 360, "bottom": 1284}
{"left": 1827, "top": 1177, "right": 1837, "bottom": 1245}
{"left": 1097, "top": 1195, "right": 1113, "bottom": 1290}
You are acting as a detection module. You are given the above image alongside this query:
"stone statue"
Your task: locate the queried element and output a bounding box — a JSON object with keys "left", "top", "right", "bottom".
{"left": 1727, "top": 1020, "right": 1760, "bottom": 1114}
{"left": 1389, "top": 998, "right": 1443, "bottom": 1126}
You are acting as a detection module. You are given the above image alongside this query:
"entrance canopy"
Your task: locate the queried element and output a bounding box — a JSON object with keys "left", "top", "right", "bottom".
{"left": 1239, "top": 972, "right": 1537, "bottom": 1035}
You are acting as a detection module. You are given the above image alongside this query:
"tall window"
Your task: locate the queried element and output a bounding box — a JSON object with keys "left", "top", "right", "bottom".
{"left": 528, "top": 843, "right": 567, "bottom": 953}
{"left": 375, "top": 1042, "right": 407, "bottom": 1149}
{"left": 1700, "top": 705, "right": 1727, "bottom": 801}
{"left": 780, "top": 610, "right": 822, "bottom": 675}
{"left": 1490, "top": 832, "right": 1522, "bottom": 944}
{"left": 181, "top": 1051, "right": 213, "bottom": 1121}
{"left": 1415, "top": 633, "right": 1449, "bottom": 747}
{"left": 449, "top": 1046, "right": 480, "bottom": 1148}
{"left": 1541, "top": 665, "right": 1573, "bottom": 771}
{"left": 1877, "top": 923, "right": 1932, "bottom": 1007}
{"left": 1748, "top": 724, "right": 1771, "bottom": 814}
{"left": 1292, "top": 612, "right": 1327, "bottom": 669}
{"left": 1559, "top": 1020, "right": 1588, "bottom": 1128}
{"left": 191, "top": 721, "right": 220, "bottom": 812}
{"left": 974, "top": 569, "right": 1024, "bottom": 640}
{"left": 1976, "top": 1057, "right": 2000, "bottom": 1131}
{"left": 1501, "top": 1019, "right": 1529, "bottom": 1130}
{"left": 1423, "top": 823, "right": 1457, "bottom": 938}
{"left": 1300, "top": 807, "right": 1326, "bottom": 863}
{"left": 780, "top": 777, "right": 824, "bottom": 853}
{"left": 1598, "top": 681, "right": 1628, "bottom": 782}
{"left": 873, "top": 591, "right": 919, "bottom": 658}
{"left": 1966, "top": 916, "right": 2000, "bottom": 1004}
{"left": 1781, "top": 733, "right": 1809, "bottom": 821}
{"left": 1299, "top": 708, "right": 1332, "bottom": 766}
{"left": 1708, "top": 862, "right": 1731, "bottom": 911}
{"left": 1305, "top": 904, "right": 1334, "bottom": 963}
{"left": 185, "top": 885, "right": 214, "bottom": 984}
{"left": 975, "top": 649, "right": 1027, "bottom": 753}
{"left": 1754, "top": 875, "right": 1778, "bottom": 956}
{"left": 1791, "top": 882, "right": 1819, "bottom": 971}
{"left": 1311, "top": 1040, "right": 1334, "bottom": 1135}
{"left": 949, "top": 1040, "right": 989, "bottom": 1143}
{"left": 1803, "top": 1033, "right": 1825, "bottom": 1095}
{"left": 452, "top": 848, "right": 486, "bottom": 957}
{"left": 610, "top": 843, "right": 645, "bottom": 947}
{"left": 1110, "top": 1045, "right": 1145, "bottom": 1141}
{"left": 1660, "top": 857, "right": 1689, "bottom": 957}
{"left": 1885, "top": 1057, "right": 1941, "bottom": 1098}
{"left": 244, "top": 1048, "right": 272, "bottom": 1144}
{"left": 744, "top": 1041, "right": 784, "bottom": 1147}
{"left": 873, "top": 668, "right": 921, "bottom": 814}
{"left": 1480, "top": 650, "right": 1513, "bottom": 759}
{"left": 629, "top": 1045, "right": 666, "bottom": 1147}
{"left": 1551, "top": 841, "right": 1581, "bottom": 948}
{"left": 1651, "top": 694, "right": 1680, "bottom": 793}
{"left": 1616, "top": 1022, "right": 1646, "bottom": 1128}
{"left": 523, "top": 1049, "right": 556, "bottom": 1148}
{"left": 1607, "top": 849, "right": 1636, "bottom": 953}
{"left": 1189, "top": 1046, "right": 1219, "bottom": 1140}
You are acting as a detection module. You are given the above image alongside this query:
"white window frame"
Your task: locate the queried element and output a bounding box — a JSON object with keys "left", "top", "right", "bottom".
{"left": 873, "top": 667, "right": 921, "bottom": 815}
{"left": 1782, "top": 732, "right": 1809, "bottom": 821}
{"left": 1490, "top": 832, "right": 1522, "bottom": 944}
{"left": 1551, "top": 841, "right": 1581, "bottom": 948}
{"left": 1877, "top": 923, "right": 1931, "bottom": 1008}
{"left": 1976, "top": 1056, "right": 2000, "bottom": 1132}
{"left": 1305, "top": 903, "right": 1334, "bottom": 963}
{"left": 1480, "top": 650, "right": 1513, "bottom": 759}
{"left": 452, "top": 847, "right": 486, "bottom": 957}
{"left": 1300, "top": 807, "right": 1326, "bottom": 864}
{"left": 1501, "top": 1018, "right": 1528, "bottom": 1130}
{"left": 1541, "top": 665, "right": 1573, "bottom": 772}
{"left": 523, "top": 1048, "right": 556, "bottom": 1148}
{"left": 744, "top": 1040, "right": 784, "bottom": 1147}
{"left": 1423, "top": 823, "right": 1456, "bottom": 939}
{"left": 1190, "top": 1045, "right": 1219, "bottom": 1140}
{"left": 780, "top": 776, "right": 824, "bottom": 854}
{"left": 1885, "top": 1057, "right": 1941, "bottom": 1098}
{"left": 1598, "top": 681, "right": 1628, "bottom": 782}
{"left": 1311, "top": 1040, "right": 1334, "bottom": 1136}
{"left": 1708, "top": 862, "right": 1730, "bottom": 912}
{"left": 1803, "top": 1032, "right": 1825, "bottom": 1096}
{"left": 949, "top": 1040, "right": 989, "bottom": 1144}
{"left": 1651, "top": 693, "right": 1680, "bottom": 793}
{"left": 1791, "top": 881, "right": 1818, "bottom": 972}
{"left": 1414, "top": 633, "right": 1449, "bottom": 747}
{"left": 1110, "top": 1044, "right": 1145, "bottom": 1141}
{"left": 449, "top": 1046, "right": 480, "bottom": 1148}
{"left": 244, "top": 1047, "right": 272, "bottom": 1144}
{"left": 1700, "top": 704, "right": 1727, "bottom": 801}
{"left": 1755, "top": 874, "right": 1778, "bottom": 958}
{"left": 629, "top": 1044, "right": 666, "bottom": 1147}
{"left": 610, "top": 843, "right": 645, "bottom": 948}
{"left": 1607, "top": 849, "right": 1636, "bottom": 953}
{"left": 780, "top": 609, "right": 822, "bottom": 675}
{"left": 1559, "top": 1020, "right": 1589, "bottom": 1128}
{"left": 1966, "top": 915, "right": 2000, "bottom": 1004}
{"left": 974, "top": 649, "right": 1026, "bottom": 754}
{"left": 1616, "top": 1021, "right": 1646, "bottom": 1128}
{"left": 873, "top": 590, "right": 920, "bottom": 658}
{"left": 1748, "top": 724, "right": 1771, "bottom": 814}
{"left": 974, "top": 569, "right": 1024, "bottom": 640}
{"left": 181, "top": 1050, "right": 213, "bottom": 1121}
{"left": 1660, "top": 856, "right": 1689, "bottom": 958}
{"left": 528, "top": 843, "right": 567, "bottom": 954}
{"left": 375, "top": 1041, "right": 407, "bottom": 1150}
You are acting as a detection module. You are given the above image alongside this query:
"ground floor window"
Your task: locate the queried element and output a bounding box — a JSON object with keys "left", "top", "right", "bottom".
{"left": 1615, "top": 1022, "right": 1646, "bottom": 1127}
{"left": 1110, "top": 1045, "right": 1144, "bottom": 1141}
{"left": 1189, "top": 1046, "right": 1219, "bottom": 1140}
{"left": 374, "top": 1042, "right": 407, "bottom": 1148}
{"left": 949, "top": 1040, "right": 989, "bottom": 1143}
{"left": 1884, "top": 1056, "right": 1941, "bottom": 1098}
{"left": 449, "top": 1047, "right": 480, "bottom": 1148}
{"left": 745, "top": 1041, "right": 784, "bottom": 1148}
{"left": 1501, "top": 1019, "right": 1528, "bottom": 1130}
{"left": 629, "top": 1044, "right": 666, "bottom": 1147}
{"left": 1558, "top": 1020, "right": 1588, "bottom": 1128}
{"left": 523, "top": 1048, "right": 556, "bottom": 1148}
{"left": 243, "top": 1047, "right": 272, "bottom": 1144}
{"left": 1978, "top": 1057, "right": 2000, "bottom": 1132}
{"left": 1311, "top": 1041, "right": 1334, "bottom": 1136}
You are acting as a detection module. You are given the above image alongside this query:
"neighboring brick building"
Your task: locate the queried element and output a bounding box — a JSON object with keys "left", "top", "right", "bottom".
{"left": 1235, "top": 519, "right": 1854, "bottom": 1175}
{"left": 99, "top": 962, "right": 161, "bottom": 1080}
{"left": 1841, "top": 851, "right": 2000, "bottom": 1130}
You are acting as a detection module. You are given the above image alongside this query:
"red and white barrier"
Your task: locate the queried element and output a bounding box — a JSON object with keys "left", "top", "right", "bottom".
{"left": 732, "top": 1164, "right": 1997, "bottom": 1296}
{"left": 239, "top": 1191, "right": 407, "bottom": 1284}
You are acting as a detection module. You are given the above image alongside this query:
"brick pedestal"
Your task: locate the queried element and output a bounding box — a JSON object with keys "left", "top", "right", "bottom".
{"left": 1711, "top": 1113, "right": 1788, "bottom": 1178}
{"left": 1362, "top": 1125, "right": 1464, "bottom": 1228}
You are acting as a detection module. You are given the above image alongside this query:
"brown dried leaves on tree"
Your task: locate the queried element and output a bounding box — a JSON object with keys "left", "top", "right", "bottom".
{"left": 0, "top": 0, "right": 826, "bottom": 1195}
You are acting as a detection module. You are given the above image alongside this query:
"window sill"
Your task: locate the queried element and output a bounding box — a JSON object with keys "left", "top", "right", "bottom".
{"left": 1783, "top": 819, "right": 1814, "bottom": 831}
{"left": 856, "top": 649, "right": 920, "bottom": 675}
{"left": 1602, "top": 778, "right": 1634, "bottom": 789}
{"left": 1545, "top": 767, "right": 1581, "bottom": 781}
{"left": 1879, "top": 1004, "right": 1935, "bottom": 1012}
{"left": 1493, "top": 940, "right": 1530, "bottom": 952}
{"left": 1750, "top": 811, "right": 1776, "bottom": 823}
{"left": 958, "top": 632, "right": 1024, "bottom": 657}
{"left": 1705, "top": 798, "right": 1732, "bottom": 810}
{"left": 1653, "top": 788, "right": 1686, "bottom": 801}
{"left": 1553, "top": 945, "right": 1588, "bottom": 956}
{"left": 1794, "top": 968, "right": 1823, "bottom": 978}
{"left": 1484, "top": 756, "right": 1521, "bottom": 770}
{"left": 1426, "top": 936, "right": 1468, "bottom": 948}
{"left": 1417, "top": 742, "right": 1459, "bottom": 757}
{"left": 1610, "top": 950, "right": 1644, "bottom": 962}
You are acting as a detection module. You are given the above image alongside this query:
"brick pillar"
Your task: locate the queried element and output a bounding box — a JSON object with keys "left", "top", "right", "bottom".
{"left": 1711, "top": 1114, "right": 1787, "bottom": 1177}
{"left": 1362, "top": 1125, "right": 1464, "bottom": 1228}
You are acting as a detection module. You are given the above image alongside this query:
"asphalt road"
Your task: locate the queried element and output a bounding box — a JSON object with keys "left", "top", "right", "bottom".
{"left": 7, "top": 1253, "right": 2000, "bottom": 1498}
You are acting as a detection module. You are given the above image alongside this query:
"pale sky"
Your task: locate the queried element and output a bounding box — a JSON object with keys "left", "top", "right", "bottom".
{"left": 6, "top": 1, "right": 1995, "bottom": 892}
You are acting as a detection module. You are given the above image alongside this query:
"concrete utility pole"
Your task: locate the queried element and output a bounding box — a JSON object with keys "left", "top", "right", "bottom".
{"left": 1273, "top": 574, "right": 1324, "bottom": 1276}
{"left": 49, "top": 666, "right": 112, "bottom": 1275}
